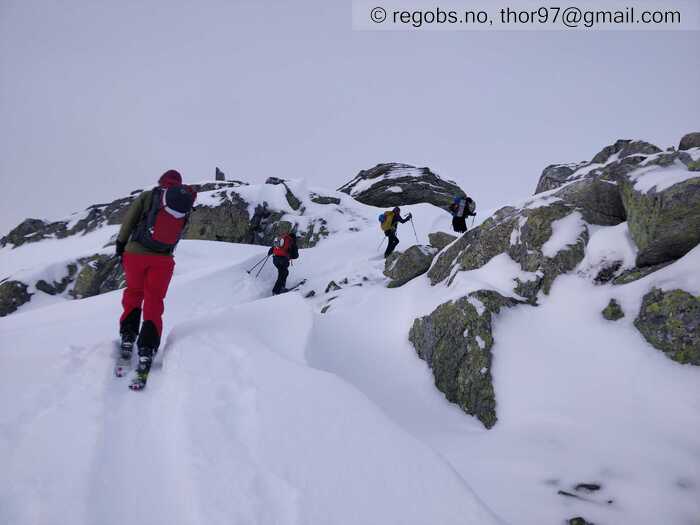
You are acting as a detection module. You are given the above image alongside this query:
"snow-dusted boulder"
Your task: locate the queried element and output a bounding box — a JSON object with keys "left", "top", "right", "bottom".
{"left": 619, "top": 152, "right": 700, "bottom": 266}
{"left": 429, "top": 201, "right": 588, "bottom": 301}
{"left": 602, "top": 298, "right": 625, "bottom": 321}
{"left": 634, "top": 288, "right": 700, "bottom": 365}
{"left": 427, "top": 231, "right": 457, "bottom": 251}
{"left": 0, "top": 280, "right": 31, "bottom": 317}
{"left": 338, "top": 163, "right": 465, "bottom": 210}
{"left": 383, "top": 245, "right": 437, "bottom": 288}
{"left": 70, "top": 254, "right": 124, "bottom": 299}
{"left": 679, "top": 132, "right": 700, "bottom": 151}
{"left": 409, "top": 290, "right": 524, "bottom": 428}
{"left": 534, "top": 162, "right": 586, "bottom": 194}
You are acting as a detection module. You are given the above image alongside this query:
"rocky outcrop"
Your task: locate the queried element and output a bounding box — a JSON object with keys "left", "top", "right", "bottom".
{"left": 0, "top": 280, "right": 32, "bottom": 317}
{"left": 679, "top": 132, "right": 700, "bottom": 151}
{"left": 534, "top": 163, "right": 586, "bottom": 194}
{"left": 602, "top": 299, "right": 624, "bottom": 321}
{"left": 427, "top": 232, "right": 457, "bottom": 251}
{"left": 590, "top": 139, "right": 662, "bottom": 165}
{"left": 634, "top": 288, "right": 700, "bottom": 365}
{"left": 428, "top": 201, "right": 588, "bottom": 300}
{"left": 383, "top": 245, "right": 437, "bottom": 288}
{"left": 70, "top": 255, "right": 125, "bottom": 299}
{"left": 620, "top": 165, "right": 700, "bottom": 267}
{"left": 338, "top": 163, "right": 465, "bottom": 210}
{"left": 184, "top": 191, "right": 255, "bottom": 244}
{"left": 409, "top": 290, "right": 524, "bottom": 428}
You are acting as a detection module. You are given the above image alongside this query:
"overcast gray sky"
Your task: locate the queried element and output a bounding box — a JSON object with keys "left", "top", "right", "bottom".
{"left": 1, "top": 0, "right": 698, "bottom": 232}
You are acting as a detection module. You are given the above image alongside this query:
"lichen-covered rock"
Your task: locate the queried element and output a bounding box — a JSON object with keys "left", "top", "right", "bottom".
{"left": 338, "top": 163, "right": 465, "bottom": 210}
{"left": 325, "top": 281, "right": 341, "bottom": 293}
{"left": 428, "top": 231, "right": 457, "bottom": 251}
{"left": 634, "top": 288, "right": 700, "bottom": 365}
{"left": 679, "top": 132, "right": 700, "bottom": 151}
{"left": 0, "top": 280, "right": 32, "bottom": 317}
{"left": 384, "top": 245, "right": 437, "bottom": 288}
{"left": 567, "top": 517, "right": 594, "bottom": 525}
{"left": 409, "top": 290, "right": 524, "bottom": 428}
{"left": 554, "top": 176, "right": 625, "bottom": 226}
{"left": 534, "top": 162, "right": 586, "bottom": 194}
{"left": 71, "top": 255, "right": 125, "bottom": 299}
{"left": 310, "top": 193, "right": 340, "bottom": 205}
{"left": 619, "top": 164, "right": 700, "bottom": 266}
{"left": 184, "top": 191, "right": 253, "bottom": 244}
{"left": 590, "top": 139, "right": 661, "bottom": 165}
{"left": 612, "top": 261, "right": 672, "bottom": 285}
{"left": 602, "top": 299, "right": 625, "bottom": 321}
{"left": 428, "top": 202, "right": 588, "bottom": 298}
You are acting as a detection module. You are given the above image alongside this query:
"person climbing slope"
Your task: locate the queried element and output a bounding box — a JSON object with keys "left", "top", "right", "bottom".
{"left": 379, "top": 207, "right": 412, "bottom": 258}
{"left": 268, "top": 226, "right": 299, "bottom": 295}
{"left": 115, "top": 169, "right": 196, "bottom": 390}
{"left": 449, "top": 195, "right": 476, "bottom": 233}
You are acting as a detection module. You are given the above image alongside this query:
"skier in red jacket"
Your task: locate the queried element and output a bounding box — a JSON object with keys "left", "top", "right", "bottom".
{"left": 268, "top": 229, "right": 299, "bottom": 295}
{"left": 115, "top": 170, "right": 196, "bottom": 389}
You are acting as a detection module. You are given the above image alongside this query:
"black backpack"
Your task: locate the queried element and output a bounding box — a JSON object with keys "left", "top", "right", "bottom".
{"left": 288, "top": 233, "right": 299, "bottom": 259}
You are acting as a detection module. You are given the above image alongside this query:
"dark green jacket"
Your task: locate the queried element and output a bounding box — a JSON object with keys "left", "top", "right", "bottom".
{"left": 117, "top": 190, "right": 173, "bottom": 257}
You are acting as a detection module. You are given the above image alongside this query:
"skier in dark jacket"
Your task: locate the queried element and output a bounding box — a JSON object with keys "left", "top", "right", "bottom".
{"left": 383, "top": 207, "right": 412, "bottom": 258}
{"left": 449, "top": 196, "right": 476, "bottom": 233}
{"left": 268, "top": 228, "right": 298, "bottom": 295}
{"left": 115, "top": 170, "right": 196, "bottom": 389}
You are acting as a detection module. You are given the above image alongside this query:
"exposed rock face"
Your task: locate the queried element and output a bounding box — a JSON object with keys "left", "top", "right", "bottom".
{"left": 679, "top": 132, "right": 700, "bottom": 151}
{"left": 184, "top": 191, "right": 254, "bottom": 244}
{"left": 428, "top": 201, "right": 588, "bottom": 300}
{"left": 70, "top": 255, "right": 125, "bottom": 299}
{"left": 338, "top": 163, "right": 465, "bottom": 210}
{"left": 590, "top": 139, "right": 661, "bottom": 165}
{"left": 215, "top": 167, "right": 226, "bottom": 181}
{"left": 383, "top": 245, "right": 437, "bottom": 288}
{"left": 0, "top": 280, "right": 32, "bottom": 317}
{"left": 620, "top": 167, "right": 700, "bottom": 267}
{"left": 428, "top": 231, "right": 457, "bottom": 251}
{"left": 409, "top": 290, "right": 524, "bottom": 428}
{"left": 602, "top": 299, "right": 625, "bottom": 321}
{"left": 634, "top": 288, "right": 700, "bottom": 365}
{"left": 534, "top": 163, "right": 586, "bottom": 194}
{"left": 612, "top": 262, "right": 673, "bottom": 285}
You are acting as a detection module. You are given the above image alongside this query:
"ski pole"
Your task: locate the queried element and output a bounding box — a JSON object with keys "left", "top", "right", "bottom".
{"left": 377, "top": 236, "right": 386, "bottom": 251}
{"left": 246, "top": 254, "right": 269, "bottom": 274}
{"left": 470, "top": 215, "right": 476, "bottom": 228}
{"left": 410, "top": 217, "right": 419, "bottom": 244}
{"left": 254, "top": 255, "right": 270, "bottom": 278}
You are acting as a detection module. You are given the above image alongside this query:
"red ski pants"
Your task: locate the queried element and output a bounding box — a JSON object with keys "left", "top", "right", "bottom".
{"left": 120, "top": 253, "right": 175, "bottom": 336}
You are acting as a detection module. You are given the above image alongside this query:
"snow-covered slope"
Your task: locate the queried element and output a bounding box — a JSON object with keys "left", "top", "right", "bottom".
{"left": 1, "top": 185, "right": 699, "bottom": 524}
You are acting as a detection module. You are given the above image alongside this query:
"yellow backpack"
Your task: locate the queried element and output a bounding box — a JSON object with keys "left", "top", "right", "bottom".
{"left": 380, "top": 211, "right": 395, "bottom": 232}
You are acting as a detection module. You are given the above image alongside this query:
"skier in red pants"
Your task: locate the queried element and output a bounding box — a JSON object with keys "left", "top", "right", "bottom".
{"left": 115, "top": 170, "right": 196, "bottom": 388}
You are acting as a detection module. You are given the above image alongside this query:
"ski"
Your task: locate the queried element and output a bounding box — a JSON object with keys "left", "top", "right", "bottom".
{"left": 128, "top": 372, "right": 149, "bottom": 391}
{"left": 114, "top": 340, "right": 134, "bottom": 378}
{"left": 287, "top": 279, "right": 307, "bottom": 292}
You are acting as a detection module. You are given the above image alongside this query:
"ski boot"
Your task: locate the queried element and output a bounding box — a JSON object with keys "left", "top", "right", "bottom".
{"left": 119, "top": 332, "right": 136, "bottom": 360}
{"left": 129, "top": 351, "right": 154, "bottom": 391}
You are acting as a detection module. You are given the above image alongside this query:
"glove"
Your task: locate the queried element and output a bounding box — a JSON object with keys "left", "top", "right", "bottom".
{"left": 116, "top": 241, "right": 126, "bottom": 259}
{"left": 407, "top": 213, "right": 413, "bottom": 220}
{"left": 268, "top": 247, "right": 273, "bottom": 256}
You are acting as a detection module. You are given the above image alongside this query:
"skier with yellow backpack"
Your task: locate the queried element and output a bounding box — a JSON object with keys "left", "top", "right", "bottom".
{"left": 378, "top": 207, "right": 412, "bottom": 258}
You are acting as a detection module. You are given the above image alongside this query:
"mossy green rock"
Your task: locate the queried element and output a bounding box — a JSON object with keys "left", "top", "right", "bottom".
{"left": 409, "top": 290, "right": 523, "bottom": 428}
{"left": 71, "top": 255, "right": 125, "bottom": 299}
{"left": 384, "top": 245, "right": 437, "bottom": 288}
{"left": 602, "top": 299, "right": 625, "bottom": 321}
{"left": 0, "top": 280, "right": 31, "bottom": 317}
{"left": 428, "top": 231, "right": 457, "bottom": 251}
{"left": 634, "top": 288, "right": 700, "bottom": 365}
{"left": 620, "top": 169, "right": 700, "bottom": 267}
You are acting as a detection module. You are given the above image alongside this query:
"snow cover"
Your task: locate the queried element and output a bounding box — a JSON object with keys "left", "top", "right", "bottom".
{"left": 629, "top": 161, "right": 699, "bottom": 193}
{"left": 1, "top": 185, "right": 699, "bottom": 525}
{"left": 541, "top": 211, "right": 586, "bottom": 258}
